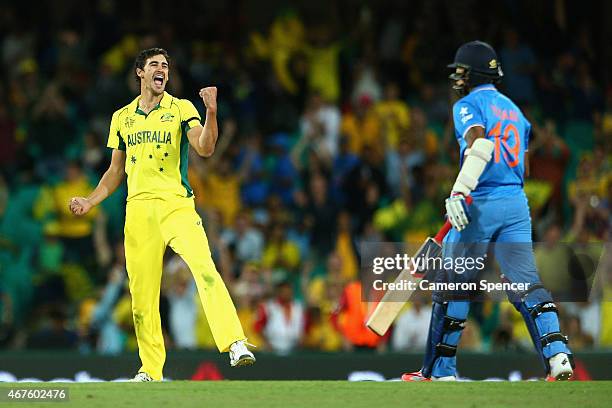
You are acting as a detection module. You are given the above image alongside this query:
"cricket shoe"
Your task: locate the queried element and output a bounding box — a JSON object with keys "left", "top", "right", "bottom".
{"left": 129, "top": 372, "right": 156, "bottom": 382}
{"left": 401, "top": 371, "right": 456, "bottom": 382}
{"left": 229, "top": 340, "right": 256, "bottom": 367}
{"left": 546, "top": 353, "right": 573, "bottom": 381}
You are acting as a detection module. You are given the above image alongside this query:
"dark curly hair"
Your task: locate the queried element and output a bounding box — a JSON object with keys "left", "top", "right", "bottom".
{"left": 133, "top": 48, "right": 170, "bottom": 84}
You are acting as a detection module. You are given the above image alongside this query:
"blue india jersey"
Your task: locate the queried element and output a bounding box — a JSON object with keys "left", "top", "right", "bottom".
{"left": 452, "top": 84, "right": 531, "bottom": 197}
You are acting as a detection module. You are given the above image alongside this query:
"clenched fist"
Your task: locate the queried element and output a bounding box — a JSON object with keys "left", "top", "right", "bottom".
{"left": 69, "top": 197, "right": 93, "bottom": 216}
{"left": 199, "top": 87, "right": 217, "bottom": 113}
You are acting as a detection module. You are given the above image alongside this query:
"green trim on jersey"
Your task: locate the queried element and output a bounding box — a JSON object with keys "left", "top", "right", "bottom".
{"left": 179, "top": 122, "right": 193, "bottom": 197}
{"left": 117, "top": 131, "right": 126, "bottom": 151}
{"left": 135, "top": 104, "right": 161, "bottom": 118}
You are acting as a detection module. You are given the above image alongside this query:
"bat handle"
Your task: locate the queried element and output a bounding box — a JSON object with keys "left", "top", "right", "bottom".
{"left": 434, "top": 195, "right": 474, "bottom": 243}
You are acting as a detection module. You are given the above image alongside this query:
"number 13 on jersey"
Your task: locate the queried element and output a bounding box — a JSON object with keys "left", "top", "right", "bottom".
{"left": 488, "top": 121, "right": 520, "bottom": 168}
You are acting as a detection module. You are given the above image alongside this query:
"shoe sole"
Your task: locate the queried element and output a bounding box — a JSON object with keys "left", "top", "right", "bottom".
{"left": 232, "top": 355, "right": 256, "bottom": 367}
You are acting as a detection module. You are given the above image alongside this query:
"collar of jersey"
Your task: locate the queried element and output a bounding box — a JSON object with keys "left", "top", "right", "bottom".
{"left": 130, "top": 91, "right": 172, "bottom": 116}
{"left": 470, "top": 84, "right": 497, "bottom": 94}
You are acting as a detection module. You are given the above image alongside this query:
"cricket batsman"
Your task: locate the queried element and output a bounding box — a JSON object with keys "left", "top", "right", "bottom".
{"left": 401, "top": 41, "right": 574, "bottom": 381}
{"left": 69, "top": 48, "right": 255, "bottom": 381}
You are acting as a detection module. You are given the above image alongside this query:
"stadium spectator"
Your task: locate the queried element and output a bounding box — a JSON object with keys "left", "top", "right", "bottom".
{"left": 254, "top": 280, "right": 305, "bottom": 354}
{"left": 305, "top": 173, "right": 338, "bottom": 257}
{"left": 534, "top": 224, "right": 574, "bottom": 300}
{"left": 530, "top": 119, "right": 571, "bottom": 219}
{"left": 267, "top": 133, "right": 297, "bottom": 206}
{"left": 261, "top": 222, "right": 301, "bottom": 276}
{"left": 49, "top": 160, "right": 98, "bottom": 266}
{"left": 375, "top": 82, "right": 410, "bottom": 149}
{"left": 232, "top": 261, "right": 270, "bottom": 349}
{"left": 300, "top": 255, "right": 344, "bottom": 351}
{"left": 385, "top": 136, "right": 424, "bottom": 200}
{"left": 89, "top": 243, "right": 127, "bottom": 355}
{"left": 341, "top": 95, "right": 382, "bottom": 160}
{"left": 332, "top": 280, "right": 385, "bottom": 351}
{"left": 342, "top": 146, "right": 386, "bottom": 232}
{"left": 164, "top": 255, "right": 197, "bottom": 350}
{"left": 305, "top": 26, "right": 342, "bottom": 103}
{"left": 237, "top": 132, "right": 268, "bottom": 207}
{"left": 330, "top": 137, "right": 360, "bottom": 204}
{"left": 29, "top": 83, "right": 75, "bottom": 165}
{"left": 221, "top": 211, "right": 265, "bottom": 270}
{"left": 499, "top": 29, "right": 537, "bottom": 106}
{"left": 200, "top": 154, "right": 242, "bottom": 227}
{"left": 391, "top": 300, "right": 431, "bottom": 351}
{"left": 333, "top": 212, "right": 358, "bottom": 281}
{"left": 298, "top": 92, "right": 341, "bottom": 161}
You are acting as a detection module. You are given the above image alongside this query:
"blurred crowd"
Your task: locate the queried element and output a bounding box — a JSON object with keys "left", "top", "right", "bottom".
{"left": 0, "top": 1, "right": 611, "bottom": 355}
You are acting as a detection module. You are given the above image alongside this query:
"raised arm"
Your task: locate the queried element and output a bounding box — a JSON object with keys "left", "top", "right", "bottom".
{"left": 69, "top": 149, "right": 126, "bottom": 215}
{"left": 187, "top": 87, "right": 218, "bottom": 157}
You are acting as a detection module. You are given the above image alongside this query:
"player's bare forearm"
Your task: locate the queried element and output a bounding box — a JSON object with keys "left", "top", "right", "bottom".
{"left": 187, "top": 111, "right": 218, "bottom": 157}
{"left": 91, "top": 149, "right": 126, "bottom": 205}
{"left": 89, "top": 166, "right": 125, "bottom": 205}
{"left": 69, "top": 150, "right": 125, "bottom": 215}
{"left": 199, "top": 109, "right": 218, "bottom": 157}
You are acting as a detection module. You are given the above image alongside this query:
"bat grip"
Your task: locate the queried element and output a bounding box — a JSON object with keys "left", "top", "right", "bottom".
{"left": 434, "top": 195, "right": 473, "bottom": 243}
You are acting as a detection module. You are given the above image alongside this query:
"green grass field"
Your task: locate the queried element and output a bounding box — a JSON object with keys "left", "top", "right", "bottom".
{"left": 4, "top": 381, "right": 611, "bottom": 408}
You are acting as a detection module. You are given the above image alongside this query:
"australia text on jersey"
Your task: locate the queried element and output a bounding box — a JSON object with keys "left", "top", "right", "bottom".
{"left": 127, "top": 130, "right": 172, "bottom": 147}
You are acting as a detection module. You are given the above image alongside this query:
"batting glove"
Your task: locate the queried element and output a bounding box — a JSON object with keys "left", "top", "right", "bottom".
{"left": 445, "top": 193, "right": 471, "bottom": 231}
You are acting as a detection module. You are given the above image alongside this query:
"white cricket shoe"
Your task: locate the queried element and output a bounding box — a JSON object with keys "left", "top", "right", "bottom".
{"left": 229, "top": 340, "right": 256, "bottom": 367}
{"left": 432, "top": 375, "right": 457, "bottom": 381}
{"left": 548, "top": 353, "right": 573, "bottom": 381}
{"left": 129, "top": 372, "right": 156, "bottom": 382}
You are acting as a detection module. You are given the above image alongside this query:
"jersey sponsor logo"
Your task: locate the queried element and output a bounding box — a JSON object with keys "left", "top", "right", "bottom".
{"left": 459, "top": 106, "right": 473, "bottom": 124}
{"left": 160, "top": 113, "right": 175, "bottom": 122}
{"left": 126, "top": 130, "right": 172, "bottom": 147}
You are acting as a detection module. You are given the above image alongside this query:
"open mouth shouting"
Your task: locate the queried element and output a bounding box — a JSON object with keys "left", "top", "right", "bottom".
{"left": 153, "top": 72, "right": 165, "bottom": 89}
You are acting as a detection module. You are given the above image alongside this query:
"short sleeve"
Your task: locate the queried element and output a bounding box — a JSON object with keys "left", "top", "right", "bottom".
{"left": 179, "top": 99, "right": 202, "bottom": 130}
{"left": 524, "top": 117, "right": 532, "bottom": 151}
{"left": 107, "top": 111, "right": 126, "bottom": 151}
{"left": 453, "top": 100, "right": 485, "bottom": 139}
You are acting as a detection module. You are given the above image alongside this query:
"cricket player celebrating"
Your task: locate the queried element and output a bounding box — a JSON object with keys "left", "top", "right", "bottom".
{"left": 402, "top": 41, "right": 573, "bottom": 382}
{"left": 69, "top": 48, "right": 255, "bottom": 381}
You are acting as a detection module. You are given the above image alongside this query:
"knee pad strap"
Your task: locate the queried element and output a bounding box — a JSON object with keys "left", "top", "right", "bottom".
{"left": 529, "top": 302, "right": 558, "bottom": 319}
{"left": 435, "top": 343, "right": 457, "bottom": 357}
{"left": 540, "top": 332, "right": 568, "bottom": 348}
{"left": 443, "top": 316, "right": 466, "bottom": 332}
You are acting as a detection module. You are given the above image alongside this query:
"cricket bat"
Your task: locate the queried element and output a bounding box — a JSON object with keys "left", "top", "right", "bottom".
{"left": 365, "top": 196, "right": 472, "bottom": 336}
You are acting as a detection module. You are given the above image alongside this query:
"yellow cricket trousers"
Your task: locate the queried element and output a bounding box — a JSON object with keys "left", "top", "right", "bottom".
{"left": 124, "top": 197, "right": 245, "bottom": 380}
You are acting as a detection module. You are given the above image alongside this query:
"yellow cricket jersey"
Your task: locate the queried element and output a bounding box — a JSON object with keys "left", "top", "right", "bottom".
{"left": 107, "top": 91, "right": 202, "bottom": 201}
